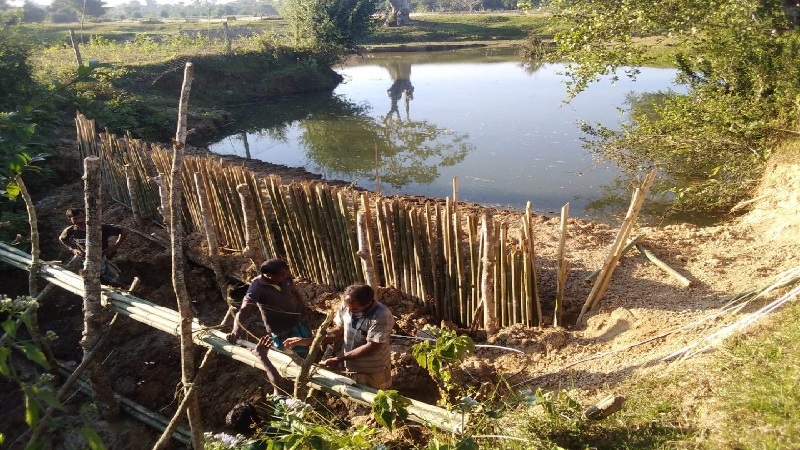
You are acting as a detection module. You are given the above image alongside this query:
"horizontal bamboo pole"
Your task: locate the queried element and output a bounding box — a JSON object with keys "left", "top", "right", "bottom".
{"left": 0, "top": 243, "right": 463, "bottom": 431}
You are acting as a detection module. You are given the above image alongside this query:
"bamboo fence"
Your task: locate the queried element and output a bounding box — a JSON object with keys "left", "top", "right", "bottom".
{"left": 74, "top": 112, "right": 638, "bottom": 329}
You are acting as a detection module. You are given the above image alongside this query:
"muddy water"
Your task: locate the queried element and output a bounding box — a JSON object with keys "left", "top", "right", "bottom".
{"left": 208, "top": 48, "right": 679, "bottom": 223}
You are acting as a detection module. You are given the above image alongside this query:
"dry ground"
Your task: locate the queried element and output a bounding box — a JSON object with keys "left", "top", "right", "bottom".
{"left": 2, "top": 144, "right": 799, "bottom": 448}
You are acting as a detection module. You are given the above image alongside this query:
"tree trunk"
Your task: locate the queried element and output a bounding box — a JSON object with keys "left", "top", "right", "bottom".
{"left": 170, "top": 62, "right": 205, "bottom": 449}
{"left": 16, "top": 176, "right": 40, "bottom": 297}
{"left": 385, "top": 0, "right": 410, "bottom": 26}
{"left": 81, "top": 156, "right": 120, "bottom": 419}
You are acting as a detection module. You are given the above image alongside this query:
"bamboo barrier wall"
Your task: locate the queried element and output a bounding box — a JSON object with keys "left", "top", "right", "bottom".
{"left": 75, "top": 113, "right": 545, "bottom": 328}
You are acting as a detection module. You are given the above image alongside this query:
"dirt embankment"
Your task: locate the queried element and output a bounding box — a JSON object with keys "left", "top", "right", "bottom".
{"left": 3, "top": 139, "right": 799, "bottom": 448}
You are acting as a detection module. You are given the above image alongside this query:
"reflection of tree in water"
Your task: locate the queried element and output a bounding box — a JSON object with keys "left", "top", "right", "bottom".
{"left": 298, "top": 74, "right": 473, "bottom": 188}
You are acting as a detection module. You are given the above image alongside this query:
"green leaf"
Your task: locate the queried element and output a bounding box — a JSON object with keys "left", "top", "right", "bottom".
{"left": 79, "top": 427, "right": 107, "bottom": 450}
{"left": 0, "top": 347, "right": 10, "bottom": 376}
{"left": 25, "top": 389, "right": 40, "bottom": 427}
{"left": 32, "top": 386, "right": 65, "bottom": 411}
{"left": 19, "top": 344, "right": 49, "bottom": 370}
{"left": 1, "top": 318, "right": 18, "bottom": 338}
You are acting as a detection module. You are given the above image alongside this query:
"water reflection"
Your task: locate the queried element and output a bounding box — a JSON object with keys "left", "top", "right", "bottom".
{"left": 208, "top": 48, "right": 679, "bottom": 222}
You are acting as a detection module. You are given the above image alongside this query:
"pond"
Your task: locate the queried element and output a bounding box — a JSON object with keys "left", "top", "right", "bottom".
{"left": 208, "top": 47, "right": 680, "bottom": 223}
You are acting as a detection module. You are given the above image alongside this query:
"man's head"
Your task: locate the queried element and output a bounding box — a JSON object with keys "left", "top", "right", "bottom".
{"left": 260, "top": 259, "right": 291, "bottom": 284}
{"left": 343, "top": 284, "right": 375, "bottom": 314}
{"left": 66, "top": 208, "right": 85, "bottom": 226}
{"left": 225, "top": 402, "right": 260, "bottom": 435}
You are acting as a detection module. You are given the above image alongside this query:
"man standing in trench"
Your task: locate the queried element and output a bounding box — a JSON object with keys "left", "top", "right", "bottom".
{"left": 226, "top": 259, "right": 312, "bottom": 357}
{"left": 284, "top": 284, "right": 395, "bottom": 390}
{"left": 59, "top": 207, "right": 128, "bottom": 284}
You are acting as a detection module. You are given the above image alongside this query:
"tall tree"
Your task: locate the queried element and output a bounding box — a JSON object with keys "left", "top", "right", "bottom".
{"left": 281, "top": 0, "right": 380, "bottom": 58}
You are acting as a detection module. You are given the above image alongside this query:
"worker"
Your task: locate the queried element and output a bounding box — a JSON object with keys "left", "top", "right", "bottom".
{"left": 284, "top": 284, "right": 395, "bottom": 390}
{"left": 59, "top": 207, "right": 128, "bottom": 284}
{"left": 226, "top": 259, "right": 312, "bottom": 357}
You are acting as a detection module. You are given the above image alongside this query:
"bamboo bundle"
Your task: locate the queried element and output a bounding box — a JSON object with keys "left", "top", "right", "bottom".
{"left": 328, "top": 187, "right": 357, "bottom": 287}
{"left": 307, "top": 183, "right": 340, "bottom": 286}
{"left": 442, "top": 199, "right": 455, "bottom": 321}
{"left": 98, "top": 131, "right": 131, "bottom": 206}
{"left": 522, "top": 204, "right": 542, "bottom": 327}
{"left": 452, "top": 197, "right": 467, "bottom": 325}
{"left": 266, "top": 177, "right": 304, "bottom": 276}
{"left": 248, "top": 174, "right": 278, "bottom": 259}
{"left": 123, "top": 135, "right": 162, "bottom": 221}
{"left": 75, "top": 113, "right": 98, "bottom": 165}
{"left": 408, "top": 207, "right": 428, "bottom": 305}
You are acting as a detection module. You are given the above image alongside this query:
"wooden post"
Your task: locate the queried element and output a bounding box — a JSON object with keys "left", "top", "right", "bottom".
{"left": 68, "top": 29, "right": 83, "bottom": 68}
{"left": 481, "top": 211, "right": 497, "bottom": 336}
{"left": 554, "top": 203, "right": 569, "bottom": 327}
{"left": 169, "top": 62, "right": 205, "bottom": 449}
{"left": 222, "top": 21, "right": 232, "bottom": 56}
{"left": 81, "top": 156, "right": 120, "bottom": 418}
{"left": 374, "top": 144, "right": 381, "bottom": 195}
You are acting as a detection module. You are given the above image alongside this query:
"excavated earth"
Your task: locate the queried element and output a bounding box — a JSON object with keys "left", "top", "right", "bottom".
{"left": 2, "top": 140, "right": 799, "bottom": 449}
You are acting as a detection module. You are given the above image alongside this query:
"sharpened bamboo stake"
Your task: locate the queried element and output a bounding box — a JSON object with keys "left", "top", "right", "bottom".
{"left": 554, "top": 203, "right": 569, "bottom": 327}
{"left": 481, "top": 211, "right": 497, "bottom": 335}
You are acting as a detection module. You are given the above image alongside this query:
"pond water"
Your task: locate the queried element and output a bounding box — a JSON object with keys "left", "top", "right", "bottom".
{"left": 208, "top": 47, "right": 680, "bottom": 223}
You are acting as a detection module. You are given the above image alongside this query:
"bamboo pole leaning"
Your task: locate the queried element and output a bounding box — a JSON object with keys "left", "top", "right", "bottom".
{"left": 578, "top": 169, "right": 657, "bottom": 324}
{"left": 635, "top": 244, "right": 692, "bottom": 287}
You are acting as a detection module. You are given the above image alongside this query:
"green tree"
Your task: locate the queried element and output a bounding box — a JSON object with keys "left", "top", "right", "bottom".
{"left": 49, "top": 0, "right": 107, "bottom": 20}
{"left": 22, "top": 1, "right": 46, "bottom": 22}
{"left": 281, "top": 0, "right": 381, "bottom": 59}
{"left": 551, "top": 0, "right": 800, "bottom": 213}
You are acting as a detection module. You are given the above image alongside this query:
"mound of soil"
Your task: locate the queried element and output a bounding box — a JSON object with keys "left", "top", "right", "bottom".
{"left": 3, "top": 139, "right": 799, "bottom": 448}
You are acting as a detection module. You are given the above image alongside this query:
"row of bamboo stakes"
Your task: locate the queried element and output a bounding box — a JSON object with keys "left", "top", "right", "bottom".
{"left": 75, "top": 112, "right": 658, "bottom": 328}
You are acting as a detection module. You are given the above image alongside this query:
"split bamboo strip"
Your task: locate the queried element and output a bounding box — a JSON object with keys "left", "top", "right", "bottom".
{"left": 467, "top": 215, "right": 479, "bottom": 326}
{"left": 310, "top": 184, "right": 341, "bottom": 286}
{"left": 409, "top": 207, "right": 427, "bottom": 305}
{"left": 493, "top": 221, "right": 501, "bottom": 326}
{"left": 249, "top": 174, "right": 277, "bottom": 259}
{"left": 481, "top": 212, "right": 497, "bottom": 335}
{"left": 525, "top": 203, "right": 542, "bottom": 327}
{"left": 555, "top": 203, "right": 569, "bottom": 327}
{"left": 579, "top": 169, "right": 657, "bottom": 322}
{"left": 635, "top": 244, "right": 691, "bottom": 287}
{"left": 329, "top": 187, "right": 355, "bottom": 286}
{"left": 452, "top": 197, "right": 466, "bottom": 325}
{"left": 499, "top": 223, "right": 508, "bottom": 327}
{"left": 385, "top": 201, "right": 401, "bottom": 292}
{"left": 510, "top": 250, "right": 519, "bottom": 324}
{"left": 443, "top": 199, "right": 454, "bottom": 321}
{"left": 357, "top": 211, "right": 376, "bottom": 287}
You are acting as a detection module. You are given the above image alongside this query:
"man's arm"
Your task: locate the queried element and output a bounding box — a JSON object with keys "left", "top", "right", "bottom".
{"left": 284, "top": 325, "right": 343, "bottom": 349}
{"left": 59, "top": 228, "right": 83, "bottom": 256}
{"left": 322, "top": 341, "right": 382, "bottom": 369}
{"left": 253, "top": 336, "right": 290, "bottom": 396}
{"left": 103, "top": 226, "right": 129, "bottom": 256}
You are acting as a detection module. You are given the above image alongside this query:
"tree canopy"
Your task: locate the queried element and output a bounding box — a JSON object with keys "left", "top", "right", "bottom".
{"left": 551, "top": 0, "right": 800, "bottom": 213}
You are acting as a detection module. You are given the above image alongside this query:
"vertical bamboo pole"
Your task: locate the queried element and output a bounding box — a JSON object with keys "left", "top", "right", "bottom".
{"left": 170, "top": 62, "right": 204, "bottom": 449}
{"left": 360, "top": 194, "right": 380, "bottom": 286}
{"left": 237, "top": 183, "right": 260, "bottom": 265}
{"left": 425, "top": 202, "right": 440, "bottom": 316}
{"left": 554, "top": 203, "right": 569, "bottom": 327}
{"left": 124, "top": 165, "right": 142, "bottom": 225}
{"left": 481, "top": 211, "right": 497, "bottom": 336}
{"left": 499, "top": 223, "right": 508, "bottom": 327}
{"left": 81, "top": 156, "right": 120, "bottom": 418}
{"left": 357, "top": 210, "right": 377, "bottom": 287}
{"left": 16, "top": 176, "right": 39, "bottom": 297}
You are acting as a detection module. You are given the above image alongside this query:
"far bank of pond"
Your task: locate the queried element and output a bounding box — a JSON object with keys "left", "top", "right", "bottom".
{"left": 206, "top": 47, "right": 683, "bottom": 224}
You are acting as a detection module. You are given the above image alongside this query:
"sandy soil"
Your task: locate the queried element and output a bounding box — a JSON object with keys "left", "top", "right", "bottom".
{"left": 3, "top": 142, "right": 799, "bottom": 448}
